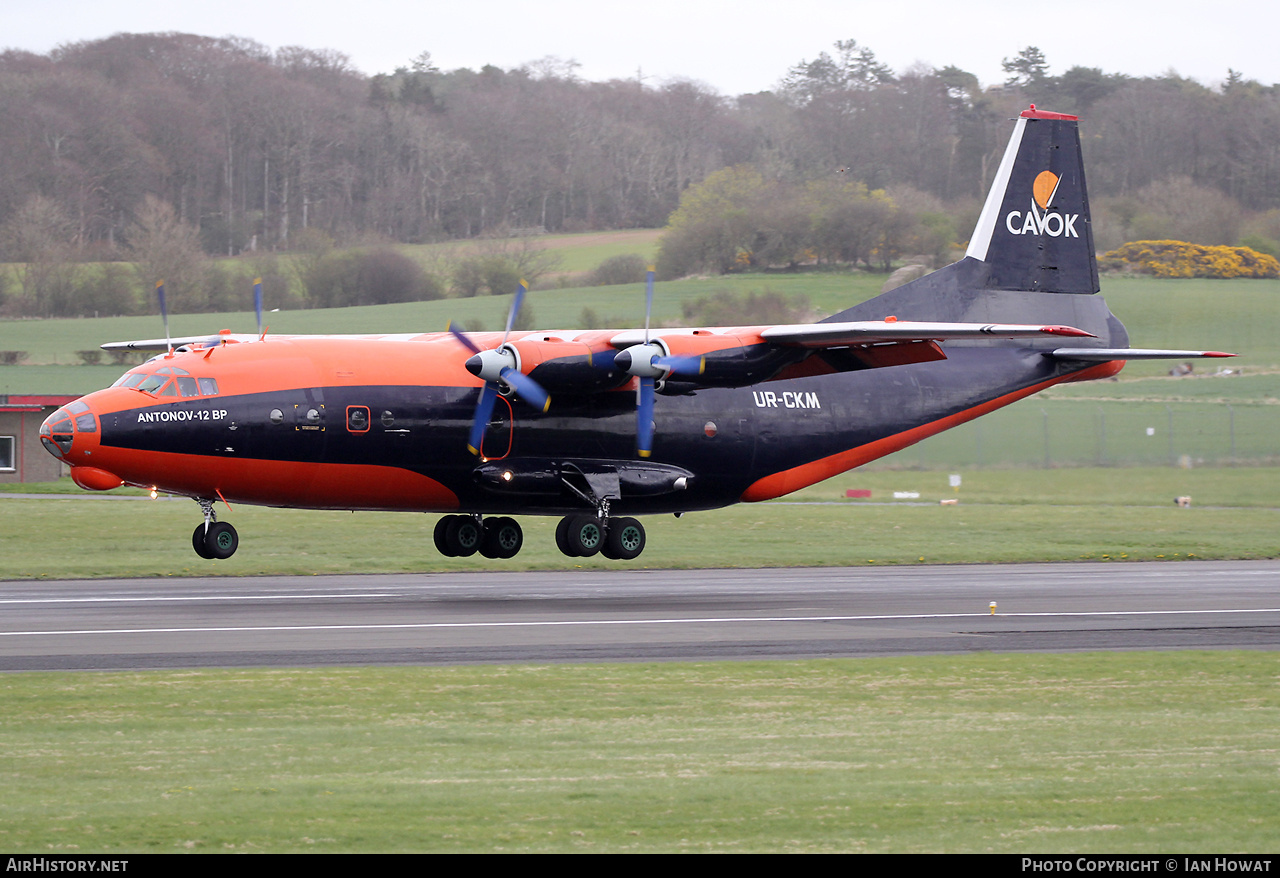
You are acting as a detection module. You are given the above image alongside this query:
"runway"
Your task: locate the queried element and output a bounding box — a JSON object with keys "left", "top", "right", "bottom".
{"left": 1, "top": 561, "right": 1278, "bottom": 670}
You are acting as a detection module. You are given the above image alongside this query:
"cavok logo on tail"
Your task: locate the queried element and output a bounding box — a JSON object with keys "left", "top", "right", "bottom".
{"left": 1005, "top": 171, "right": 1080, "bottom": 238}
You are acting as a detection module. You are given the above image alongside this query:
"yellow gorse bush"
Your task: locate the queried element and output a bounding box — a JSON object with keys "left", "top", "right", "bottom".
{"left": 1102, "top": 240, "right": 1280, "bottom": 279}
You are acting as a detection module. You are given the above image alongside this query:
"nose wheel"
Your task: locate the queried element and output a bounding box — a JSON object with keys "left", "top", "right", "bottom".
{"left": 192, "top": 498, "right": 238, "bottom": 559}
{"left": 192, "top": 521, "right": 238, "bottom": 560}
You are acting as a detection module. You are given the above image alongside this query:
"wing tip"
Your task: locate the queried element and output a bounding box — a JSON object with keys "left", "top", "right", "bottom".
{"left": 1042, "top": 325, "right": 1097, "bottom": 338}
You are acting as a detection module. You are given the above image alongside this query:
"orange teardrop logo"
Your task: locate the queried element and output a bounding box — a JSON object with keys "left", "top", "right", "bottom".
{"left": 1033, "top": 171, "right": 1060, "bottom": 209}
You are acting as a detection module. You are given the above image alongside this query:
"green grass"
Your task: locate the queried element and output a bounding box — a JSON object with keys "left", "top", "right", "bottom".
{"left": 1, "top": 467, "right": 1276, "bottom": 579}
{"left": 1, "top": 653, "right": 1276, "bottom": 852}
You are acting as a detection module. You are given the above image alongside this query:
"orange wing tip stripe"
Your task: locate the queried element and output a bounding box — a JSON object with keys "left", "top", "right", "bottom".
{"left": 1041, "top": 325, "right": 1096, "bottom": 337}
{"left": 1205, "top": 352, "right": 1237, "bottom": 357}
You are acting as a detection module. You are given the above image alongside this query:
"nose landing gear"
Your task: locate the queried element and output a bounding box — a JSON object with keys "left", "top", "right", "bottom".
{"left": 192, "top": 499, "right": 238, "bottom": 560}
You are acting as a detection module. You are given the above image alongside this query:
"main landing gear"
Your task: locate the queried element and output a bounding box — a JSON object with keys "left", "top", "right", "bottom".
{"left": 433, "top": 514, "right": 524, "bottom": 559}
{"left": 191, "top": 498, "right": 238, "bottom": 560}
{"left": 430, "top": 514, "right": 647, "bottom": 560}
{"left": 555, "top": 514, "right": 646, "bottom": 560}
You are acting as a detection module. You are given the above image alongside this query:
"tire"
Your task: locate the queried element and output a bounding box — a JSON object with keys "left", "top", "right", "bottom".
{"left": 555, "top": 516, "right": 576, "bottom": 557}
{"left": 604, "top": 517, "right": 645, "bottom": 561}
{"left": 192, "top": 524, "right": 215, "bottom": 560}
{"left": 482, "top": 517, "right": 523, "bottom": 559}
{"left": 446, "top": 516, "right": 482, "bottom": 557}
{"left": 565, "top": 514, "right": 603, "bottom": 557}
{"left": 204, "top": 521, "right": 239, "bottom": 560}
{"left": 433, "top": 516, "right": 457, "bottom": 556}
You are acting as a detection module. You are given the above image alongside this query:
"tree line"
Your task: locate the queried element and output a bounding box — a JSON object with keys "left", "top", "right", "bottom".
{"left": 1, "top": 33, "right": 1279, "bottom": 316}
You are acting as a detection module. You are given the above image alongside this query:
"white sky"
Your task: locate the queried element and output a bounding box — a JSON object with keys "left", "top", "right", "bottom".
{"left": 4, "top": 0, "right": 1277, "bottom": 96}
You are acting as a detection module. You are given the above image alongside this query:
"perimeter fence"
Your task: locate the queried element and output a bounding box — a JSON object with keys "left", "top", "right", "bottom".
{"left": 872, "top": 398, "right": 1277, "bottom": 469}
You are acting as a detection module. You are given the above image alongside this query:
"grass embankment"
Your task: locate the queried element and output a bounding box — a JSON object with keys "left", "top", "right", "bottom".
{"left": 1, "top": 467, "right": 1275, "bottom": 579}
{"left": 2, "top": 653, "right": 1276, "bottom": 852}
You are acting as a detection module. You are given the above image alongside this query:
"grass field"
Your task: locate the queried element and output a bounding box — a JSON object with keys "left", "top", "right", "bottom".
{"left": 2, "top": 653, "right": 1276, "bottom": 852}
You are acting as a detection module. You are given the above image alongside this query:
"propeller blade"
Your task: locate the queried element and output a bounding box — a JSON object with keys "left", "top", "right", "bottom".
{"left": 447, "top": 322, "right": 483, "bottom": 355}
{"left": 502, "top": 280, "right": 528, "bottom": 343}
{"left": 253, "top": 278, "right": 264, "bottom": 339}
{"left": 156, "top": 281, "right": 171, "bottom": 355}
{"left": 644, "top": 268, "right": 655, "bottom": 344}
{"left": 499, "top": 367, "right": 550, "bottom": 413}
{"left": 653, "top": 354, "right": 705, "bottom": 377}
{"left": 467, "top": 383, "right": 500, "bottom": 456}
{"left": 636, "top": 376, "right": 655, "bottom": 458}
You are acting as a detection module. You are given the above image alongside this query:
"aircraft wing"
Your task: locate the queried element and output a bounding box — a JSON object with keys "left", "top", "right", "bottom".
{"left": 101, "top": 334, "right": 261, "bottom": 351}
{"left": 1048, "top": 348, "right": 1236, "bottom": 360}
{"left": 608, "top": 320, "right": 1094, "bottom": 350}
{"left": 758, "top": 320, "right": 1095, "bottom": 346}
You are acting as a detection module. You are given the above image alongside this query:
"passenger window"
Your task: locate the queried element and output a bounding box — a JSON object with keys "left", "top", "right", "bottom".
{"left": 381, "top": 410, "right": 395, "bottom": 427}
{"left": 347, "top": 406, "right": 370, "bottom": 432}
{"left": 269, "top": 409, "right": 284, "bottom": 425}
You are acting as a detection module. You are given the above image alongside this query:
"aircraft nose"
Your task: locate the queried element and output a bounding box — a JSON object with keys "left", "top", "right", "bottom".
{"left": 41, "top": 398, "right": 124, "bottom": 490}
{"left": 39, "top": 399, "right": 101, "bottom": 462}
{"left": 39, "top": 407, "right": 76, "bottom": 460}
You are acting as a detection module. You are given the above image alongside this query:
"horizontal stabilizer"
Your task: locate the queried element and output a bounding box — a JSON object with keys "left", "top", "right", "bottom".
{"left": 1048, "top": 349, "right": 1237, "bottom": 361}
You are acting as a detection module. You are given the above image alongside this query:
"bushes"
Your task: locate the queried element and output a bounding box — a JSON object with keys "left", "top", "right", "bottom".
{"left": 681, "top": 289, "right": 813, "bottom": 326}
{"left": 449, "top": 255, "right": 521, "bottom": 298}
{"left": 303, "top": 248, "right": 442, "bottom": 308}
{"left": 587, "top": 254, "right": 648, "bottom": 286}
{"left": 1102, "top": 240, "right": 1280, "bottom": 279}
{"left": 654, "top": 166, "right": 926, "bottom": 278}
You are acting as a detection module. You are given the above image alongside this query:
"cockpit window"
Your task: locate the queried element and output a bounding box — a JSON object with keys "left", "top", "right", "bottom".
{"left": 137, "top": 374, "right": 168, "bottom": 394}
{"left": 116, "top": 367, "right": 220, "bottom": 397}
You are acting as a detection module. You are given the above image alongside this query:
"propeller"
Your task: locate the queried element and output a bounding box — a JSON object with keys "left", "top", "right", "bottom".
{"left": 156, "top": 280, "right": 172, "bottom": 356}
{"left": 449, "top": 280, "right": 551, "bottom": 456}
{"left": 612, "top": 269, "right": 704, "bottom": 458}
{"left": 253, "top": 277, "right": 265, "bottom": 340}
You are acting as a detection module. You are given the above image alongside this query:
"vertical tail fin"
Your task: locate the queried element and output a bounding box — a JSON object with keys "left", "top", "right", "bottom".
{"left": 965, "top": 106, "right": 1099, "bottom": 294}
